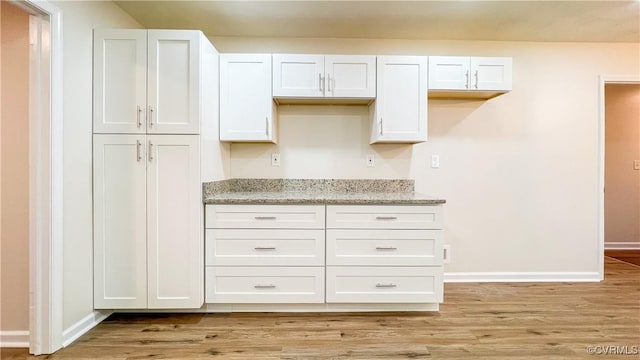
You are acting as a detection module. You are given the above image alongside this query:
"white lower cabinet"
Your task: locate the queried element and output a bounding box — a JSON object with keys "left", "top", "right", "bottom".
{"left": 205, "top": 205, "right": 326, "bottom": 304}
{"left": 206, "top": 267, "right": 325, "bottom": 303}
{"left": 94, "top": 134, "right": 203, "bottom": 309}
{"left": 326, "top": 205, "right": 444, "bottom": 305}
{"left": 205, "top": 204, "right": 444, "bottom": 309}
{"left": 326, "top": 266, "right": 443, "bottom": 303}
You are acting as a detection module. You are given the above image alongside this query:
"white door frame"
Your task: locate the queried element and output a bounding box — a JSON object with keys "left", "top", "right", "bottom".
{"left": 597, "top": 75, "right": 640, "bottom": 280}
{"left": 11, "top": 0, "right": 63, "bottom": 354}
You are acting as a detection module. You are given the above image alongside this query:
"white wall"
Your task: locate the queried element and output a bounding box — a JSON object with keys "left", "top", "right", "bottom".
{"left": 605, "top": 84, "right": 640, "bottom": 246}
{"left": 212, "top": 36, "right": 640, "bottom": 276}
{"left": 50, "top": 0, "right": 141, "bottom": 330}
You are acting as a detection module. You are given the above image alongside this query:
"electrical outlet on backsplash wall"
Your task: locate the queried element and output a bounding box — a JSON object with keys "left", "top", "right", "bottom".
{"left": 229, "top": 105, "right": 414, "bottom": 179}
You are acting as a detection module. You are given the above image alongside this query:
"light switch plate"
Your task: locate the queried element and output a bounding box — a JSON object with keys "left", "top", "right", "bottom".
{"left": 431, "top": 155, "right": 440, "bottom": 168}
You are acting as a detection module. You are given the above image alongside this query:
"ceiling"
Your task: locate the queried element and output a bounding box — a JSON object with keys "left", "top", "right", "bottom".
{"left": 114, "top": 0, "right": 640, "bottom": 43}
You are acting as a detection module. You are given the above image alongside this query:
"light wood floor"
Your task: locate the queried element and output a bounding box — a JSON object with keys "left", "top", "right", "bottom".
{"left": 3, "top": 257, "right": 639, "bottom": 359}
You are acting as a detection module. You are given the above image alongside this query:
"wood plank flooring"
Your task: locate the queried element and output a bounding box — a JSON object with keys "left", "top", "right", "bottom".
{"left": 3, "top": 257, "right": 638, "bottom": 359}
{"left": 605, "top": 250, "right": 640, "bottom": 266}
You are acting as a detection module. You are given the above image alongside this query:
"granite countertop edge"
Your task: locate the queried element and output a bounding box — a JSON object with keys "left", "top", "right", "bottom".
{"left": 203, "top": 197, "right": 446, "bottom": 205}
{"left": 202, "top": 179, "right": 446, "bottom": 205}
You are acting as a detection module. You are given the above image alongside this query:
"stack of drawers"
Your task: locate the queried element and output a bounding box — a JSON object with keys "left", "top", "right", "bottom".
{"left": 205, "top": 205, "right": 325, "bottom": 303}
{"left": 205, "top": 204, "right": 444, "bottom": 306}
{"left": 326, "top": 205, "right": 443, "bottom": 303}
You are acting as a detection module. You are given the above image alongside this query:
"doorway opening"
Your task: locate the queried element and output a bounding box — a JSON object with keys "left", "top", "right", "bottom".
{"left": 598, "top": 77, "right": 640, "bottom": 277}
{"left": 0, "top": 0, "right": 62, "bottom": 355}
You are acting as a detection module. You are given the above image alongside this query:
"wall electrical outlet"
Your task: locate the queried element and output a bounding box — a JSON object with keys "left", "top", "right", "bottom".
{"left": 366, "top": 153, "right": 375, "bottom": 167}
{"left": 443, "top": 245, "right": 451, "bottom": 264}
{"left": 431, "top": 155, "right": 440, "bottom": 168}
{"left": 271, "top": 153, "right": 280, "bottom": 167}
{"left": 634, "top": 160, "right": 640, "bottom": 170}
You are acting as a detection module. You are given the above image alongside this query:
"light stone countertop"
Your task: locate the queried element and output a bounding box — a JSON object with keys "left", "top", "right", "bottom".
{"left": 203, "top": 179, "right": 446, "bottom": 205}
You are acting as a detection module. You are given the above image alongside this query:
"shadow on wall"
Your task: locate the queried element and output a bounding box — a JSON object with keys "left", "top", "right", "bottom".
{"left": 230, "top": 104, "right": 413, "bottom": 179}
{"left": 428, "top": 99, "right": 486, "bottom": 138}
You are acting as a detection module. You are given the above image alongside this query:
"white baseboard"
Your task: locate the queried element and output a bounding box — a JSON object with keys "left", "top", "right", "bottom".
{"left": 444, "top": 271, "right": 601, "bottom": 283}
{"left": 605, "top": 242, "right": 640, "bottom": 250}
{"left": 62, "top": 310, "right": 112, "bottom": 347}
{"left": 0, "top": 330, "right": 29, "bottom": 348}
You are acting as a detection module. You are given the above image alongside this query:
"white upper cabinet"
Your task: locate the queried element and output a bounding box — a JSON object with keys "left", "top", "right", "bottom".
{"left": 428, "top": 56, "right": 512, "bottom": 98}
{"left": 370, "top": 56, "right": 428, "bottom": 144}
{"left": 94, "top": 29, "right": 203, "bottom": 134}
{"left": 471, "top": 57, "right": 512, "bottom": 91}
{"left": 273, "top": 54, "right": 324, "bottom": 98}
{"left": 220, "top": 54, "right": 277, "bottom": 143}
{"left": 273, "top": 54, "right": 376, "bottom": 99}
{"left": 325, "top": 55, "right": 376, "bottom": 98}
{"left": 147, "top": 30, "right": 201, "bottom": 134}
{"left": 93, "top": 30, "right": 147, "bottom": 134}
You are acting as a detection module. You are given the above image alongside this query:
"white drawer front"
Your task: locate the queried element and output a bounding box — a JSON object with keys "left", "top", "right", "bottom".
{"left": 326, "top": 205, "right": 443, "bottom": 229}
{"left": 206, "top": 205, "right": 325, "bottom": 229}
{"left": 206, "top": 267, "right": 325, "bottom": 303}
{"left": 326, "top": 229, "right": 442, "bottom": 266}
{"left": 206, "top": 229, "right": 325, "bottom": 266}
{"left": 326, "top": 266, "right": 443, "bottom": 303}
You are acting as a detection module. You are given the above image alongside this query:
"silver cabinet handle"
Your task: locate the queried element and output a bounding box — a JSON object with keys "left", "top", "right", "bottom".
{"left": 375, "top": 216, "right": 398, "bottom": 220}
{"left": 254, "top": 246, "right": 276, "bottom": 251}
{"left": 474, "top": 70, "right": 479, "bottom": 89}
{"left": 148, "top": 106, "right": 154, "bottom": 128}
{"left": 136, "top": 140, "right": 142, "bottom": 162}
{"left": 319, "top": 73, "right": 323, "bottom": 92}
{"left": 376, "top": 283, "right": 397, "bottom": 288}
{"left": 375, "top": 246, "right": 397, "bottom": 251}
{"left": 254, "top": 284, "right": 276, "bottom": 289}
{"left": 379, "top": 118, "right": 383, "bottom": 136}
{"left": 137, "top": 105, "right": 143, "bottom": 128}
{"left": 148, "top": 141, "right": 153, "bottom": 161}
{"left": 254, "top": 216, "right": 276, "bottom": 220}
{"left": 265, "top": 116, "right": 269, "bottom": 137}
{"left": 327, "top": 74, "right": 332, "bottom": 92}
{"left": 465, "top": 70, "right": 469, "bottom": 89}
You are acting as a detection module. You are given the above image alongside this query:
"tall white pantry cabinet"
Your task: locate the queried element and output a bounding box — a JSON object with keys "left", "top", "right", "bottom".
{"left": 92, "top": 29, "right": 219, "bottom": 309}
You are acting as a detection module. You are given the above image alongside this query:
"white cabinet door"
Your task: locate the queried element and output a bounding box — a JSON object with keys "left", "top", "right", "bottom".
{"left": 325, "top": 55, "right": 376, "bottom": 98}
{"left": 146, "top": 135, "right": 202, "bottom": 308}
{"left": 273, "top": 54, "right": 324, "bottom": 97}
{"left": 429, "top": 56, "right": 512, "bottom": 93}
{"left": 471, "top": 57, "right": 512, "bottom": 91}
{"left": 147, "top": 30, "right": 201, "bottom": 135}
{"left": 428, "top": 56, "right": 470, "bottom": 90}
{"left": 370, "top": 56, "right": 427, "bottom": 144}
{"left": 93, "top": 29, "right": 147, "bottom": 134}
{"left": 220, "top": 54, "right": 276, "bottom": 142}
{"left": 93, "top": 135, "right": 147, "bottom": 309}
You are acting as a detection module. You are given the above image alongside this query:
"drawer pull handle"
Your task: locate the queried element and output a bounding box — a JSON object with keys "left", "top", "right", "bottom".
{"left": 375, "top": 216, "right": 398, "bottom": 220}
{"left": 254, "top": 216, "right": 277, "bottom": 220}
{"left": 376, "top": 283, "right": 397, "bottom": 288}
{"left": 254, "top": 247, "right": 276, "bottom": 251}
{"left": 254, "top": 284, "right": 276, "bottom": 289}
{"left": 375, "top": 246, "right": 397, "bottom": 251}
